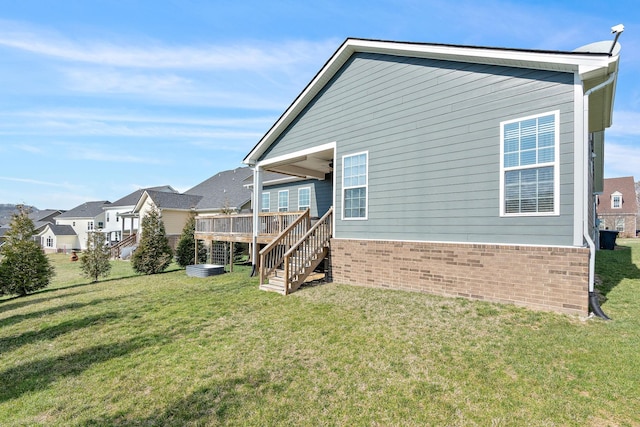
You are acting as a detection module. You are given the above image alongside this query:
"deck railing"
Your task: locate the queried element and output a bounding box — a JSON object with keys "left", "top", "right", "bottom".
{"left": 195, "top": 211, "right": 304, "bottom": 238}
{"left": 281, "top": 207, "right": 333, "bottom": 294}
{"left": 259, "top": 209, "right": 311, "bottom": 286}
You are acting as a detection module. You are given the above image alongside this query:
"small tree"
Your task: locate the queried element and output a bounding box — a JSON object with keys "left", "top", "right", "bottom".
{"left": 175, "top": 212, "right": 207, "bottom": 267}
{"left": 80, "top": 232, "right": 111, "bottom": 282}
{"left": 0, "top": 205, "right": 54, "bottom": 296}
{"left": 131, "top": 207, "right": 173, "bottom": 274}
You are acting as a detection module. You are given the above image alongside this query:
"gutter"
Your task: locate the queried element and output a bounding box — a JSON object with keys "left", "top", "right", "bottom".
{"left": 584, "top": 72, "right": 617, "bottom": 320}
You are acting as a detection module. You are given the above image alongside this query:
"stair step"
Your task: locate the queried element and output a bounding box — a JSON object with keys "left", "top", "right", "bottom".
{"left": 268, "top": 275, "right": 285, "bottom": 285}
{"left": 259, "top": 283, "right": 286, "bottom": 294}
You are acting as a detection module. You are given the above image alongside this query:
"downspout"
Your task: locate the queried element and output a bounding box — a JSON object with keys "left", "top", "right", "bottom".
{"left": 583, "top": 73, "right": 616, "bottom": 320}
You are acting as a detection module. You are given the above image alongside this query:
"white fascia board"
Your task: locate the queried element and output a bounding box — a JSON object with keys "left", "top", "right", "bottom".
{"left": 132, "top": 191, "right": 151, "bottom": 213}
{"left": 257, "top": 142, "right": 336, "bottom": 168}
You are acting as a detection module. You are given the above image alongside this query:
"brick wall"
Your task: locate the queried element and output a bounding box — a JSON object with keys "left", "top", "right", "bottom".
{"left": 598, "top": 214, "right": 637, "bottom": 238}
{"left": 329, "top": 239, "right": 590, "bottom": 316}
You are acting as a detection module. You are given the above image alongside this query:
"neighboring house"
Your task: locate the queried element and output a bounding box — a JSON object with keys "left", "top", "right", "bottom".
{"left": 1, "top": 208, "right": 65, "bottom": 248}
{"left": 240, "top": 37, "right": 621, "bottom": 317}
{"left": 51, "top": 201, "right": 111, "bottom": 251}
{"left": 133, "top": 190, "right": 202, "bottom": 249}
{"left": 39, "top": 224, "right": 77, "bottom": 254}
{"left": 132, "top": 167, "right": 254, "bottom": 249}
{"left": 29, "top": 209, "right": 66, "bottom": 233}
{"left": 103, "top": 185, "right": 177, "bottom": 244}
{"left": 596, "top": 176, "right": 637, "bottom": 238}
{"left": 186, "top": 167, "right": 253, "bottom": 214}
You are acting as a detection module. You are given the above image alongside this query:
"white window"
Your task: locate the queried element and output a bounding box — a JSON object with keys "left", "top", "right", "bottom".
{"left": 500, "top": 111, "right": 559, "bottom": 216}
{"left": 298, "top": 187, "right": 311, "bottom": 210}
{"left": 615, "top": 217, "right": 625, "bottom": 232}
{"left": 278, "top": 190, "right": 289, "bottom": 212}
{"left": 87, "top": 221, "right": 94, "bottom": 231}
{"left": 106, "top": 212, "right": 110, "bottom": 222}
{"left": 343, "top": 152, "right": 368, "bottom": 219}
{"left": 46, "top": 236, "right": 53, "bottom": 247}
{"left": 261, "top": 192, "right": 270, "bottom": 213}
{"left": 611, "top": 193, "right": 622, "bottom": 209}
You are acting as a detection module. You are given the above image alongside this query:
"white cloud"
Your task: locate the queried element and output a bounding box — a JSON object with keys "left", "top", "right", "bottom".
{"left": 14, "top": 144, "right": 43, "bottom": 154}
{"left": 0, "top": 176, "right": 80, "bottom": 190}
{"left": 0, "top": 20, "right": 336, "bottom": 71}
{"left": 53, "top": 143, "right": 165, "bottom": 164}
{"left": 604, "top": 141, "right": 640, "bottom": 179}
{"left": 610, "top": 110, "right": 640, "bottom": 137}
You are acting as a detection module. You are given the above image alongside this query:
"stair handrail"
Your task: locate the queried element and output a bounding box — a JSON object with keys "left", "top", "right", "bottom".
{"left": 259, "top": 209, "right": 310, "bottom": 287}
{"left": 110, "top": 233, "right": 137, "bottom": 259}
{"left": 281, "top": 207, "right": 333, "bottom": 294}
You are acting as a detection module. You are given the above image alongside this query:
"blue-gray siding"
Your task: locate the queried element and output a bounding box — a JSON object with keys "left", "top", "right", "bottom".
{"left": 262, "top": 179, "right": 332, "bottom": 219}
{"left": 259, "top": 53, "right": 577, "bottom": 246}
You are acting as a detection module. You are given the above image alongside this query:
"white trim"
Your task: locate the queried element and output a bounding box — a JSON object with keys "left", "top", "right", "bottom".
{"left": 574, "top": 72, "right": 586, "bottom": 246}
{"left": 256, "top": 142, "right": 336, "bottom": 168}
{"left": 298, "top": 187, "right": 311, "bottom": 211}
{"left": 499, "top": 110, "right": 560, "bottom": 217}
{"left": 342, "top": 151, "right": 368, "bottom": 220}
{"left": 330, "top": 235, "right": 584, "bottom": 250}
{"left": 611, "top": 191, "right": 622, "bottom": 209}
{"left": 278, "top": 190, "right": 289, "bottom": 212}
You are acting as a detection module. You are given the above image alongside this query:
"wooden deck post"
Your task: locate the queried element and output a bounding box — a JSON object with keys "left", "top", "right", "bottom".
{"left": 229, "top": 241, "right": 234, "bottom": 272}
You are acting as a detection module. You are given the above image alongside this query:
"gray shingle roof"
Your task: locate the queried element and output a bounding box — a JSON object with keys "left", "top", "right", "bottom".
{"left": 145, "top": 190, "right": 202, "bottom": 210}
{"left": 57, "top": 201, "right": 111, "bottom": 219}
{"left": 185, "top": 167, "right": 253, "bottom": 211}
{"left": 43, "top": 224, "right": 77, "bottom": 236}
{"left": 110, "top": 186, "right": 177, "bottom": 207}
{"left": 28, "top": 209, "right": 65, "bottom": 223}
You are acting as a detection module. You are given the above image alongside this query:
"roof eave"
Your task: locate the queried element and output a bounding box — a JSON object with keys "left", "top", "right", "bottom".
{"left": 243, "top": 38, "right": 617, "bottom": 165}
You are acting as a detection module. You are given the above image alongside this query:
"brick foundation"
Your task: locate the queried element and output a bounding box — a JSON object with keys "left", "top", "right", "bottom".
{"left": 329, "top": 239, "right": 590, "bottom": 316}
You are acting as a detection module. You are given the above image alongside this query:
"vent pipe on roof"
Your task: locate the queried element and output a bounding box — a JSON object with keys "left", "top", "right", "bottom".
{"left": 609, "top": 24, "right": 624, "bottom": 55}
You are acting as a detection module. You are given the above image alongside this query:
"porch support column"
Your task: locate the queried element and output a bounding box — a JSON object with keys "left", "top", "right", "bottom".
{"left": 251, "top": 165, "right": 263, "bottom": 276}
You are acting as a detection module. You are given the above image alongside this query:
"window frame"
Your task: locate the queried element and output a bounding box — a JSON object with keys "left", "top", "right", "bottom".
{"left": 342, "top": 151, "right": 368, "bottom": 220}
{"left": 278, "top": 190, "right": 289, "bottom": 212}
{"left": 261, "top": 192, "right": 270, "bottom": 213}
{"left": 499, "top": 111, "right": 560, "bottom": 217}
{"left": 611, "top": 192, "right": 622, "bottom": 209}
{"left": 298, "top": 187, "right": 311, "bottom": 211}
{"left": 46, "top": 236, "right": 53, "bottom": 247}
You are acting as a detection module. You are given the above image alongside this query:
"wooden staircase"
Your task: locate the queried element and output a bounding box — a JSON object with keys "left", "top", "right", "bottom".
{"left": 110, "top": 233, "right": 137, "bottom": 259}
{"left": 259, "top": 207, "right": 333, "bottom": 295}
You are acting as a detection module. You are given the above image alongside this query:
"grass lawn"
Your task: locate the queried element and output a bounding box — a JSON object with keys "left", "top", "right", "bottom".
{"left": 1, "top": 242, "right": 639, "bottom": 426}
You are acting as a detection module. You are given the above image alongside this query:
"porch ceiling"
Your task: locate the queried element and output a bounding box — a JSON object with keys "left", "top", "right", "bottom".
{"left": 262, "top": 148, "right": 333, "bottom": 180}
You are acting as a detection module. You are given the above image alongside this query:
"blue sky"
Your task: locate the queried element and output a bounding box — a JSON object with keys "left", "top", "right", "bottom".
{"left": 0, "top": 0, "right": 638, "bottom": 210}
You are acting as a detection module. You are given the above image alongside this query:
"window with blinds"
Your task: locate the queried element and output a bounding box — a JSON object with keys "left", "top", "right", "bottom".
{"left": 500, "top": 111, "right": 559, "bottom": 216}
{"left": 343, "top": 152, "right": 368, "bottom": 219}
